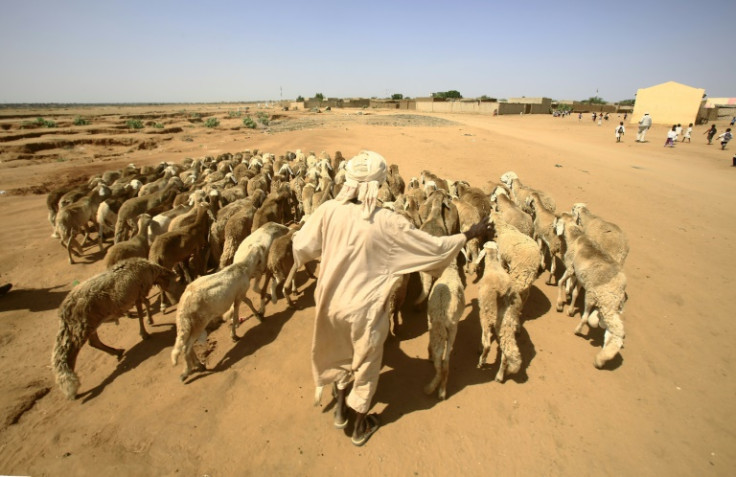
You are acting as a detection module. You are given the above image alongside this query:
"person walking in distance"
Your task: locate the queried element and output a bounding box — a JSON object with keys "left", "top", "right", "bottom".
{"left": 682, "top": 123, "right": 693, "bottom": 143}
{"left": 615, "top": 121, "right": 625, "bottom": 142}
{"left": 705, "top": 124, "right": 717, "bottom": 145}
{"left": 664, "top": 125, "right": 677, "bottom": 147}
{"left": 717, "top": 128, "right": 733, "bottom": 150}
{"left": 636, "top": 113, "right": 652, "bottom": 142}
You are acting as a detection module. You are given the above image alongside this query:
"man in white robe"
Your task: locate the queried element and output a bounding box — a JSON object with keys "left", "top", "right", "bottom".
{"left": 292, "top": 151, "right": 489, "bottom": 446}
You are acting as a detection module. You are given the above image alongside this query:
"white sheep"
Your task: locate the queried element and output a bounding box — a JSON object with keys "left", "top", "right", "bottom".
{"left": 571, "top": 203, "right": 629, "bottom": 266}
{"left": 424, "top": 259, "right": 465, "bottom": 400}
{"left": 554, "top": 215, "right": 628, "bottom": 368}
{"left": 526, "top": 191, "right": 562, "bottom": 285}
{"left": 500, "top": 171, "right": 556, "bottom": 214}
{"left": 475, "top": 242, "right": 521, "bottom": 382}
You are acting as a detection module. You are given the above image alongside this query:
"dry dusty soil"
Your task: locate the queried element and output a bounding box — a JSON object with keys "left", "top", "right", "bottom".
{"left": 0, "top": 105, "right": 734, "bottom": 476}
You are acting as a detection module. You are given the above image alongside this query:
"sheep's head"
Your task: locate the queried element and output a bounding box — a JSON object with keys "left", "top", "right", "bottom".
{"left": 571, "top": 203, "right": 587, "bottom": 223}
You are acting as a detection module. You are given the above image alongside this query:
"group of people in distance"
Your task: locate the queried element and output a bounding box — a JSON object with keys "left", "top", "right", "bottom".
{"left": 629, "top": 112, "right": 732, "bottom": 150}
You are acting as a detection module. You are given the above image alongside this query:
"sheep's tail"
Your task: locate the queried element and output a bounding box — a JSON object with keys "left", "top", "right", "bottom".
{"left": 498, "top": 293, "right": 522, "bottom": 375}
{"left": 219, "top": 238, "right": 236, "bottom": 270}
{"left": 171, "top": 330, "right": 186, "bottom": 366}
{"left": 51, "top": 315, "right": 82, "bottom": 400}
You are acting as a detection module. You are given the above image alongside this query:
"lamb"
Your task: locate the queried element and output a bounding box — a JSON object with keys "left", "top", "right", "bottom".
{"left": 413, "top": 195, "right": 450, "bottom": 307}
{"left": 424, "top": 258, "right": 465, "bottom": 400}
{"left": 251, "top": 187, "right": 291, "bottom": 232}
{"left": 171, "top": 224, "right": 289, "bottom": 380}
{"left": 526, "top": 191, "right": 562, "bottom": 285}
{"left": 553, "top": 216, "right": 627, "bottom": 368}
{"left": 451, "top": 196, "right": 482, "bottom": 273}
{"left": 475, "top": 242, "right": 521, "bottom": 382}
{"left": 490, "top": 185, "right": 534, "bottom": 237}
{"left": 257, "top": 226, "right": 300, "bottom": 314}
{"left": 500, "top": 171, "right": 556, "bottom": 214}
{"left": 51, "top": 258, "right": 179, "bottom": 399}
{"left": 54, "top": 184, "right": 111, "bottom": 264}
{"left": 571, "top": 203, "right": 629, "bottom": 266}
{"left": 104, "top": 214, "right": 152, "bottom": 269}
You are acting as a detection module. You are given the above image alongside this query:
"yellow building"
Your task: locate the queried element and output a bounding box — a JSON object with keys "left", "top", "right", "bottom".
{"left": 631, "top": 81, "right": 705, "bottom": 126}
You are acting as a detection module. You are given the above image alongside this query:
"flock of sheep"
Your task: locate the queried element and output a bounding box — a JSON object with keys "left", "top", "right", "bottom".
{"left": 46, "top": 149, "right": 630, "bottom": 401}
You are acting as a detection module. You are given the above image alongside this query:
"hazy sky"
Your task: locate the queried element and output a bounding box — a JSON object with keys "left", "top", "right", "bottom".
{"left": 1, "top": 0, "right": 734, "bottom": 103}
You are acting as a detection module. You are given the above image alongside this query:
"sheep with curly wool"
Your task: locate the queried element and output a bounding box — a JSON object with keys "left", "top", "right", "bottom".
{"left": 424, "top": 258, "right": 465, "bottom": 400}
{"left": 475, "top": 241, "right": 521, "bottom": 382}
{"left": 52, "top": 258, "right": 179, "bottom": 399}
{"left": 554, "top": 215, "right": 627, "bottom": 368}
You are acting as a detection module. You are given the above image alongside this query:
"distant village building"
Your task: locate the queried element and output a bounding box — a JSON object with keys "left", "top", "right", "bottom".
{"left": 631, "top": 81, "right": 708, "bottom": 125}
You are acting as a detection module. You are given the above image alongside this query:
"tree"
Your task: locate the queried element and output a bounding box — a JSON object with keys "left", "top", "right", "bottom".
{"left": 618, "top": 99, "right": 635, "bottom": 106}
{"left": 431, "top": 90, "right": 463, "bottom": 99}
{"left": 582, "top": 96, "right": 607, "bottom": 104}
{"left": 391, "top": 93, "right": 403, "bottom": 100}
{"left": 314, "top": 93, "right": 324, "bottom": 103}
{"left": 296, "top": 95, "right": 304, "bottom": 102}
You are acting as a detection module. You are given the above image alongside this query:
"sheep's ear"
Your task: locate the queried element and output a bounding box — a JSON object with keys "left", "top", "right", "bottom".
{"left": 460, "top": 247, "right": 469, "bottom": 261}
{"left": 554, "top": 218, "right": 564, "bottom": 236}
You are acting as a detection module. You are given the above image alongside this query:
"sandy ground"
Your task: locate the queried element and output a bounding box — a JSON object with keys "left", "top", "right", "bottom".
{"left": 0, "top": 105, "right": 734, "bottom": 476}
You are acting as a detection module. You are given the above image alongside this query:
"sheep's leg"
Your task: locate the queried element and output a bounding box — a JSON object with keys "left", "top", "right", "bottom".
{"left": 439, "top": 325, "right": 458, "bottom": 400}
{"left": 423, "top": 329, "right": 443, "bottom": 397}
{"left": 304, "top": 261, "right": 317, "bottom": 279}
{"left": 257, "top": 273, "right": 273, "bottom": 317}
{"left": 230, "top": 300, "right": 241, "bottom": 341}
{"left": 283, "top": 262, "right": 298, "bottom": 296}
{"left": 546, "top": 255, "right": 557, "bottom": 285}
{"left": 478, "top": 323, "right": 493, "bottom": 368}
{"left": 575, "top": 296, "right": 595, "bottom": 335}
{"left": 568, "top": 283, "right": 581, "bottom": 317}
{"left": 88, "top": 330, "right": 124, "bottom": 359}
{"left": 556, "top": 269, "right": 574, "bottom": 312}
{"left": 495, "top": 352, "right": 507, "bottom": 383}
{"left": 142, "top": 296, "right": 154, "bottom": 325}
{"left": 242, "top": 295, "right": 263, "bottom": 321}
{"left": 177, "top": 262, "right": 193, "bottom": 283}
{"left": 134, "top": 299, "right": 151, "bottom": 339}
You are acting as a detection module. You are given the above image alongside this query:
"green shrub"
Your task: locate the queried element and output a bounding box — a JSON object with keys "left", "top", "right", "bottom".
{"left": 256, "top": 112, "right": 269, "bottom": 126}
{"left": 73, "top": 116, "right": 89, "bottom": 126}
{"left": 126, "top": 119, "right": 144, "bottom": 129}
{"left": 204, "top": 117, "right": 219, "bottom": 128}
{"left": 153, "top": 122, "right": 164, "bottom": 129}
{"left": 228, "top": 111, "right": 242, "bottom": 118}
{"left": 242, "top": 116, "right": 257, "bottom": 129}
{"left": 36, "top": 117, "right": 56, "bottom": 128}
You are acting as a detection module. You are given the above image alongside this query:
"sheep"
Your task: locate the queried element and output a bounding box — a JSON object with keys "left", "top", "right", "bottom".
{"left": 488, "top": 211, "right": 543, "bottom": 312}
{"left": 553, "top": 216, "right": 627, "bottom": 368}
{"left": 114, "top": 177, "right": 184, "bottom": 243}
{"left": 147, "top": 203, "right": 193, "bottom": 246}
{"left": 420, "top": 170, "right": 449, "bottom": 191}
{"left": 104, "top": 214, "right": 152, "bottom": 269}
{"left": 413, "top": 194, "right": 451, "bottom": 307}
{"left": 218, "top": 201, "right": 259, "bottom": 269}
{"left": 424, "top": 258, "right": 465, "bottom": 400}
{"left": 171, "top": 225, "right": 288, "bottom": 380}
{"left": 51, "top": 258, "right": 179, "bottom": 399}
{"left": 387, "top": 164, "right": 406, "bottom": 198}
{"left": 451, "top": 197, "right": 482, "bottom": 274}
{"left": 387, "top": 274, "right": 410, "bottom": 336}
{"left": 251, "top": 187, "right": 291, "bottom": 232}
{"left": 256, "top": 226, "right": 301, "bottom": 314}
{"left": 500, "top": 171, "right": 556, "bottom": 214}
{"left": 148, "top": 202, "right": 213, "bottom": 283}
{"left": 526, "top": 191, "right": 562, "bottom": 285}
{"left": 571, "top": 203, "right": 629, "bottom": 266}
{"left": 475, "top": 242, "right": 521, "bottom": 382}
{"left": 208, "top": 191, "right": 266, "bottom": 266}
{"left": 54, "top": 184, "right": 111, "bottom": 264}
{"left": 490, "top": 186, "right": 534, "bottom": 237}
{"left": 453, "top": 181, "right": 493, "bottom": 218}
{"left": 418, "top": 189, "right": 460, "bottom": 235}
{"left": 96, "top": 180, "right": 143, "bottom": 246}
